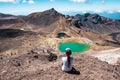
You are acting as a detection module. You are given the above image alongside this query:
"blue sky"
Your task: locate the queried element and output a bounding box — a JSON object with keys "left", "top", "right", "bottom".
{"left": 0, "top": 0, "right": 120, "bottom": 15}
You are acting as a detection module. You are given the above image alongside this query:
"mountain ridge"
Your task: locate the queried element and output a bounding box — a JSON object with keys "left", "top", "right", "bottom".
{"left": 64, "top": 11, "right": 120, "bottom": 20}
{"left": 0, "top": 8, "right": 120, "bottom": 46}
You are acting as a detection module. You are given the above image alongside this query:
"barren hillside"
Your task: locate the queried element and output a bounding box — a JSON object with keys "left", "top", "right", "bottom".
{"left": 0, "top": 49, "right": 120, "bottom": 80}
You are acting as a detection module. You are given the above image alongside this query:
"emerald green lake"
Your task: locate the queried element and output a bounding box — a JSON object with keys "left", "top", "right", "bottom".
{"left": 59, "top": 42, "right": 90, "bottom": 53}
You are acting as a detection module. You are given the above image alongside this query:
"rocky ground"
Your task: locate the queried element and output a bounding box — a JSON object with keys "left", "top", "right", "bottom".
{"left": 0, "top": 30, "right": 120, "bottom": 80}
{"left": 0, "top": 47, "right": 120, "bottom": 80}
{"left": 87, "top": 48, "right": 120, "bottom": 65}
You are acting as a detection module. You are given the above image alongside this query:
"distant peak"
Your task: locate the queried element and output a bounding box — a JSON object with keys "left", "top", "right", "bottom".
{"left": 47, "top": 8, "right": 57, "bottom": 12}
{"left": 84, "top": 13, "right": 91, "bottom": 17}
{"left": 51, "top": 8, "right": 55, "bottom": 10}
{"left": 43, "top": 8, "right": 61, "bottom": 15}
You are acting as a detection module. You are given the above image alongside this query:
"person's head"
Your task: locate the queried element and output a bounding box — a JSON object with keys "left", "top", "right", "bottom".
{"left": 65, "top": 48, "right": 72, "bottom": 56}
{"left": 65, "top": 48, "right": 72, "bottom": 68}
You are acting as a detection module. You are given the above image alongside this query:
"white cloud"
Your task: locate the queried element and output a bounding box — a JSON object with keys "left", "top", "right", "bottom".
{"left": 50, "top": 0, "right": 55, "bottom": 2}
{"left": 93, "top": 10, "right": 104, "bottom": 13}
{"left": 117, "top": 10, "right": 120, "bottom": 12}
{"left": 70, "top": 0, "right": 105, "bottom": 3}
{"left": 23, "top": 0, "right": 35, "bottom": 4}
{"left": 101, "top": 0, "right": 105, "bottom": 4}
{"left": 0, "top": 0, "right": 35, "bottom": 4}
{"left": 22, "top": 0, "right": 26, "bottom": 3}
{"left": 108, "top": 10, "right": 114, "bottom": 14}
{"left": 0, "top": 0, "right": 18, "bottom": 3}
{"left": 81, "top": 11, "right": 87, "bottom": 13}
{"left": 70, "top": 0, "right": 87, "bottom": 3}
{"left": 28, "top": 0, "right": 34, "bottom": 4}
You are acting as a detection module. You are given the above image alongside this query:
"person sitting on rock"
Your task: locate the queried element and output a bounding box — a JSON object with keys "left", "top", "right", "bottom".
{"left": 62, "top": 48, "right": 74, "bottom": 72}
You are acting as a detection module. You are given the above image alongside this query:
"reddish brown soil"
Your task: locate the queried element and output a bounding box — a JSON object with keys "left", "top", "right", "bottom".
{"left": 0, "top": 51, "right": 120, "bottom": 80}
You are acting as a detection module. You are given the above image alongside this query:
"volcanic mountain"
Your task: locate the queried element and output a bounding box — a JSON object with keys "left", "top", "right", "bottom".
{"left": 0, "top": 13, "right": 16, "bottom": 18}
{"left": 0, "top": 8, "right": 120, "bottom": 47}
{"left": 71, "top": 13, "right": 120, "bottom": 46}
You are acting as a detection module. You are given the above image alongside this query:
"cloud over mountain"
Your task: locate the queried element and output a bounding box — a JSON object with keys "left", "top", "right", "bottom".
{"left": 50, "top": 0, "right": 55, "bottom": 2}
{"left": 70, "top": 0, "right": 105, "bottom": 3}
{"left": 0, "top": 0, "right": 18, "bottom": 3}
{"left": 70, "top": 0, "right": 87, "bottom": 3}
{"left": 28, "top": 0, "right": 34, "bottom": 4}
{"left": 0, "top": 0, "right": 35, "bottom": 3}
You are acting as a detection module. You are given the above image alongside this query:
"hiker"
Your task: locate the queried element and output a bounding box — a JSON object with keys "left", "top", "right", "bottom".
{"left": 62, "top": 48, "right": 74, "bottom": 72}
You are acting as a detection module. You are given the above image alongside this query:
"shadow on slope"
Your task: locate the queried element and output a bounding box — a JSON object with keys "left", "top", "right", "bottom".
{"left": 0, "top": 28, "right": 36, "bottom": 52}
{"left": 0, "top": 28, "right": 34, "bottom": 38}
